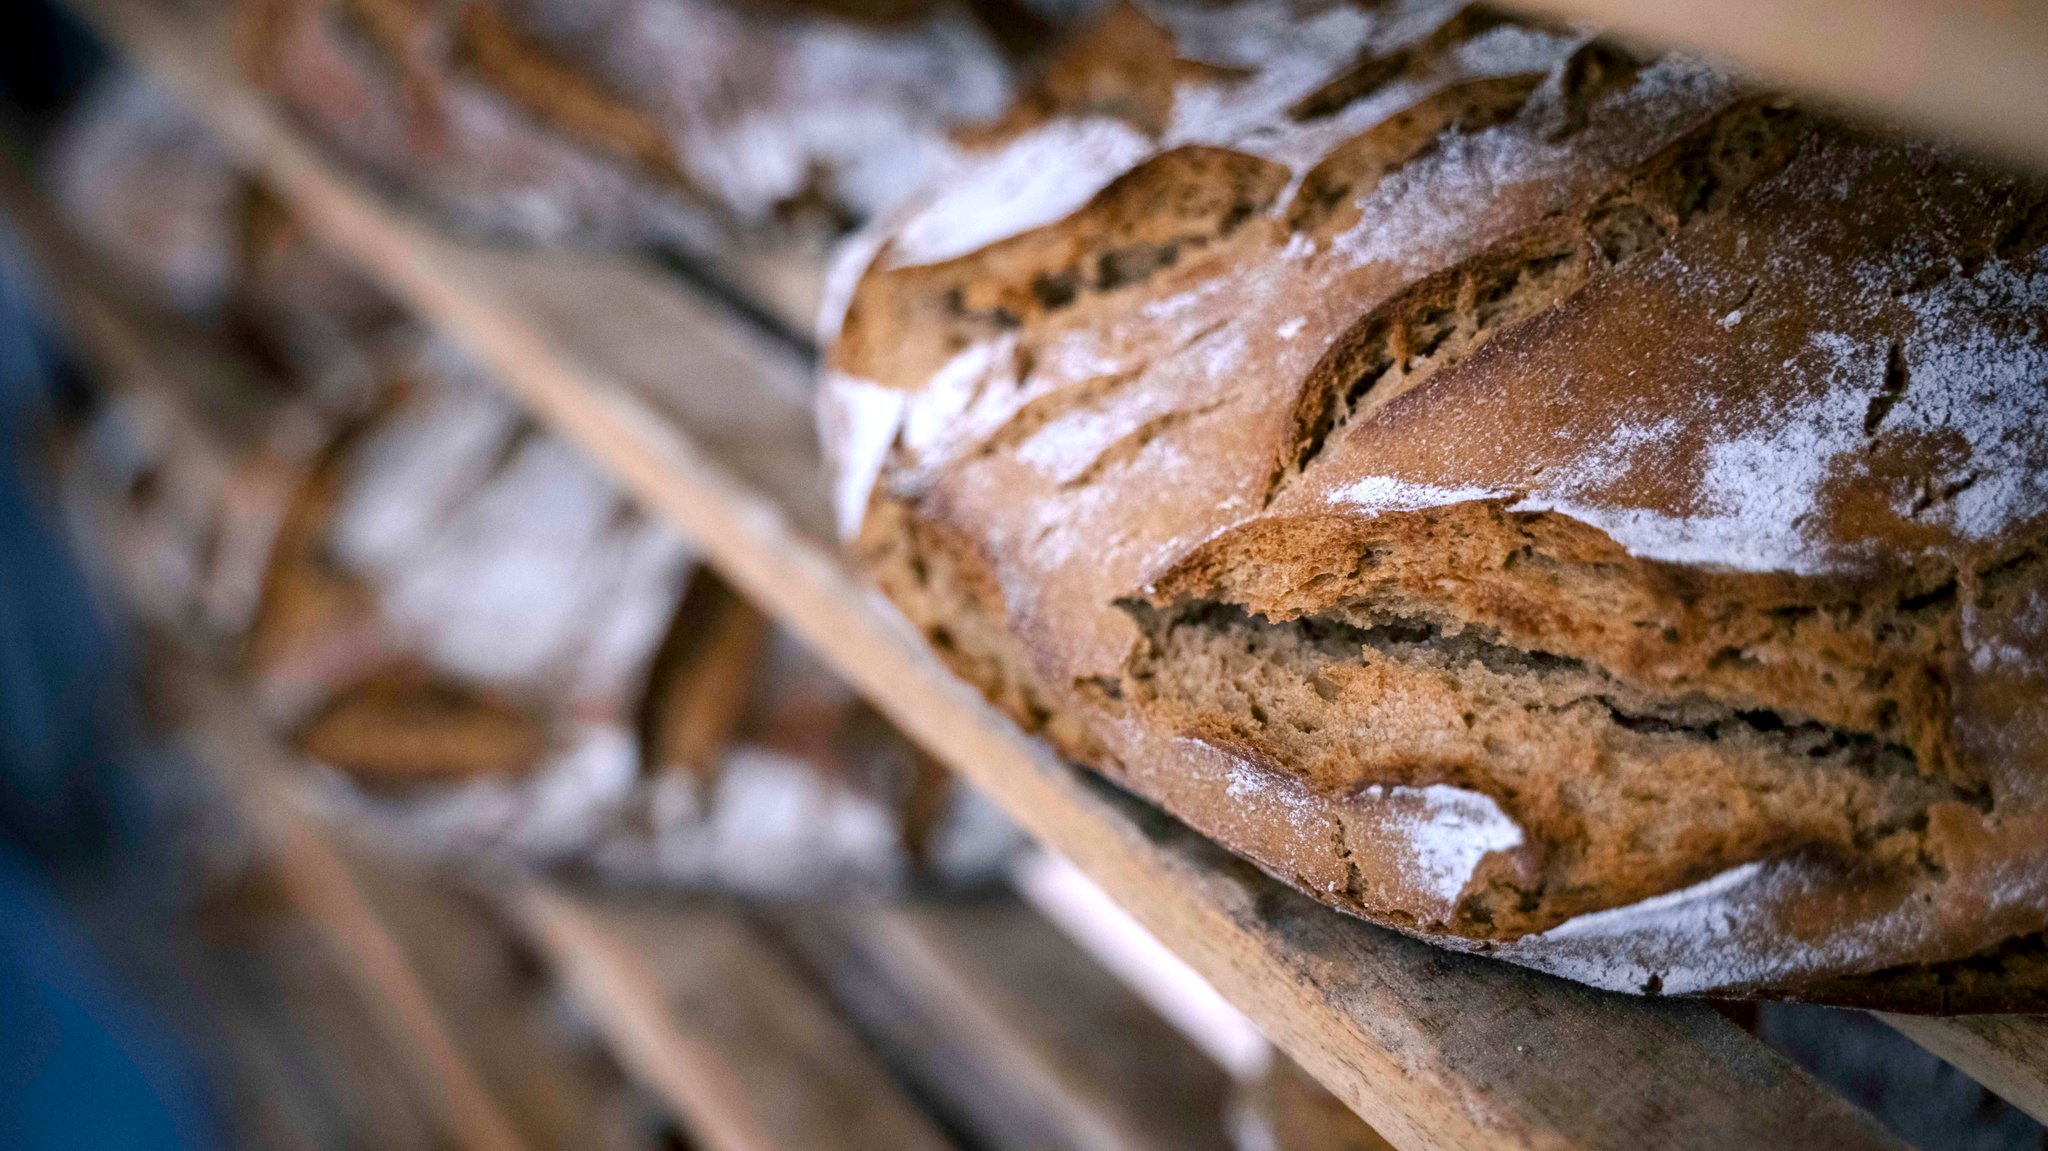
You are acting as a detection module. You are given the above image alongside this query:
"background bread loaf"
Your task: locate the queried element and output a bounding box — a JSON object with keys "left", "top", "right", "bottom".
{"left": 235, "top": 0, "right": 1014, "bottom": 250}
{"left": 51, "top": 73, "right": 1019, "bottom": 893}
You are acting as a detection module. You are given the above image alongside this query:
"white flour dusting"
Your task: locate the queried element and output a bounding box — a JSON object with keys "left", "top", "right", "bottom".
{"left": 667, "top": 747, "right": 907, "bottom": 895}
{"left": 1151, "top": 0, "right": 1373, "bottom": 70}
{"left": 328, "top": 345, "right": 686, "bottom": 693}
{"left": 1334, "top": 475, "right": 1509, "bottom": 512}
{"left": 1330, "top": 255, "right": 2048, "bottom": 575}
{"left": 1359, "top": 783, "right": 1524, "bottom": 911}
{"left": 818, "top": 372, "right": 906, "bottom": 539}
{"left": 886, "top": 118, "right": 1154, "bottom": 268}
{"left": 1184, "top": 739, "right": 1323, "bottom": 835}
{"left": 1330, "top": 57, "right": 1730, "bottom": 274}
{"left": 1164, "top": 4, "right": 1379, "bottom": 149}
{"left": 305, "top": 721, "right": 641, "bottom": 862}
{"left": 1495, "top": 861, "right": 1775, "bottom": 993}
{"left": 1520, "top": 350, "right": 1872, "bottom": 576}
{"left": 526, "top": 0, "right": 1009, "bottom": 229}
{"left": 1884, "top": 259, "right": 2048, "bottom": 542}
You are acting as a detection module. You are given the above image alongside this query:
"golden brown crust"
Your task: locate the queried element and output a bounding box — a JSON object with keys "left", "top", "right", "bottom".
{"left": 965, "top": 1, "right": 1244, "bottom": 143}
{"left": 449, "top": 2, "right": 700, "bottom": 197}
{"left": 295, "top": 663, "right": 552, "bottom": 783}
{"left": 825, "top": 0, "right": 2048, "bottom": 1007}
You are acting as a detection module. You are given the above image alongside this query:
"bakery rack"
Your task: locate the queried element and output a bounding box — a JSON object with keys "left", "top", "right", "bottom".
{"left": 25, "top": 0, "right": 2048, "bottom": 1147}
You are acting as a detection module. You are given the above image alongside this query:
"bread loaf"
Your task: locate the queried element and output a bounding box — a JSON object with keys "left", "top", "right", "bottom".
{"left": 236, "top": 0, "right": 1012, "bottom": 249}
{"left": 47, "top": 74, "right": 244, "bottom": 314}
{"left": 50, "top": 77, "right": 1015, "bottom": 890}
{"left": 823, "top": 0, "right": 2048, "bottom": 1008}
{"left": 48, "top": 72, "right": 393, "bottom": 648}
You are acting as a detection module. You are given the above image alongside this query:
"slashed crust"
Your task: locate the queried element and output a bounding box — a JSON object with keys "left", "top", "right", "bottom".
{"left": 824, "top": 0, "right": 2048, "bottom": 1007}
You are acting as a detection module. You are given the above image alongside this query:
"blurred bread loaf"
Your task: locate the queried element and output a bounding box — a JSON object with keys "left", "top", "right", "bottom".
{"left": 235, "top": 0, "right": 1014, "bottom": 249}
{"left": 50, "top": 73, "right": 1016, "bottom": 892}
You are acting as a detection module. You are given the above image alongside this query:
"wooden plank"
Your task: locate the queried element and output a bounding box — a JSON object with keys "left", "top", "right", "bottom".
{"left": 512, "top": 888, "right": 958, "bottom": 1151}
{"left": 1235, "top": 1054, "right": 1402, "bottom": 1151}
{"left": 337, "top": 852, "right": 663, "bottom": 1151}
{"left": 1008, "top": 849, "right": 1271, "bottom": 1079}
{"left": 64, "top": 4, "right": 1917, "bottom": 1149}
{"left": 153, "top": 657, "right": 531, "bottom": 1151}
{"left": 1880, "top": 1013, "right": 2048, "bottom": 1126}
{"left": 137, "top": 640, "right": 666, "bottom": 1151}
{"left": 773, "top": 899, "right": 1237, "bottom": 1151}
{"left": 183, "top": 906, "right": 448, "bottom": 1151}
{"left": 1500, "top": 0, "right": 2048, "bottom": 172}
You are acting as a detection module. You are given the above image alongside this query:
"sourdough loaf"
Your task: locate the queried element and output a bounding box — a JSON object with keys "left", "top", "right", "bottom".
{"left": 48, "top": 72, "right": 395, "bottom": 647}
{"left": 823, "top": 0, "right": 2048, "bottom": 1007}
{"left": 236, "top": 0, "right": 1011, "bottom": 248}
{"left": 96, "top": 328, "right": 1015, "bottom": 890}
{"left": 49, "top": 79, "right": 1013, "bottom": 888}
{"left": 47, "top": 74, "right": 244, "bottom": 314}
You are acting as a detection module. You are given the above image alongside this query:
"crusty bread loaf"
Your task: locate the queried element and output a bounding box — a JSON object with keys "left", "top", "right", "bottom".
{"left": 47, "top": 72, "right": 393, "bottom": 648}
{"left": 47, "top": 74, "right": 245, "bottom": 314}
{"left": 822, "top": 0, "right": 2048, "bottom": 1008}
{"left": 50, "top": 73, "right": 400, "bottom": 350}
{"left": 236, "top": 0, "right": 1012, "bottom": 248}
{"left": 88, "top": 330, "right": 1014, "bottom": 889}
{"left": 51, "top": 61, "right": 1016, "bottom": 891}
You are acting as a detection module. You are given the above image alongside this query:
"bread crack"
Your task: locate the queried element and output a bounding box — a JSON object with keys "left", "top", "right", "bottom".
{"left": 1863, "top": 338, "right": 1910, "bottom": 435}
{"left": 1059, "top": 399, "right": 1226, "bottom": 490}
{"left": 1286, "top": 72, "right": 1545, "bottom": 238}
{"left": 1119, "top": 595, "right": 1977, "bottom": 935}
{"left": 1540, "top": 37, "right": 1646, "bottom": 141}
{"left": 836, "top": 148, "right": 1288, "bottom": 391}
{"left": 1288, "top": 3, "right": 1520, "bottom": 122}
{"left": 1272, "top": 98, "right": 1809, "bottom": 499}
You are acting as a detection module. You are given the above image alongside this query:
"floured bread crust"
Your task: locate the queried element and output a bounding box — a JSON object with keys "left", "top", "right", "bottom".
{"left": 824, "top": 0, "right": 2048, "bottom": 1008}
{"left": 248, "top": 344, "right": 1024, "bottom": 890}
{"left": 235, "top": 0, "right": 1011, "bottom": 247}
{"left": 48, "top": 77, "right": 1019, "bottom": 892}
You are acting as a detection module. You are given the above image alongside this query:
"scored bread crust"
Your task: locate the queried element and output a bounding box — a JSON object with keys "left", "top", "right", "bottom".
{"left": 822, "top": 0, "right": 2048, "bottom": 1009}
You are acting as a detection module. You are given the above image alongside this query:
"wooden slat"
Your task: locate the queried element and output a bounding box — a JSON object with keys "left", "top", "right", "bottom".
{"left": 337, "top": 852, "right": 659, "bottom": 1151}
{"left": 1500, "top": 0, "right": 2048, "bottom": 172}
{"left": 1237, "top": 1054, "right": 1402, "bottom": 1151}
{"left": 1880, "top": 1013, "right": 2048, "bottom": 1126}
{"left": 512, "top": 889, "right": 958, "bottom": 1151}
{"left": 144, "top": 643, "right": 669, "bottom": 1151}
{"left": 183, "top": 908, "right": 448, "bottom": 1151}
{"left": 62, "top": 4, "right": 1919, "bottom": 1149}
{"left": 156, "top": 659, "right": 531, "bottom": 1151}
{"left": 774, "top": 900, "right": 1238, "bottom": 1151}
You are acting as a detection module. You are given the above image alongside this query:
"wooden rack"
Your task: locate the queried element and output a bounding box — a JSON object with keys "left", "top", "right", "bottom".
{"left": 1499, "top": 0, "right": 2048, "bottom": 171}
{"left": 38, "top": 0, "right": 2048, "bottom": 1147}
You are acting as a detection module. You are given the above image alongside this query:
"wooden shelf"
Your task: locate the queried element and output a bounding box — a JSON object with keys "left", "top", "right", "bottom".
{"left": 156, "top": 654, "right": 535, "bottom": 1151}
{"left": 1499, "top": 0, "right": 2048, "bottom": 171}
{"left": 1878, "top": 1014, "right": 2048, "bottom": 1127}
{"left": 41, "top": 1, "right": 2048, "bottom": 1149}
{"left": 514, "top": 889, "right": 959, "bottom": 1151}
